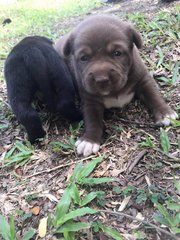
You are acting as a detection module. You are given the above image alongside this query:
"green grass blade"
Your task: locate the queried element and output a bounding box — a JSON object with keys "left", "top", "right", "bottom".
{"left": 0, "top": 214, "right": 11, "bottom": 240}
{"left": 56, "top": 207, "right": 97, "bottom": 226}
{"left": 173, "top": 213, "right": 180, "bottom": 226}
{"left": 63, "top": 229, "right": 74, "bottom": 240}
{"left": 173, "top": 177, "right": 180, "bottom": 193}
{"left": 4, "top": 146, "right": 16, "bottom": 160}
{"left": 100, "top": 224, "right": 122, "bottom": 240}
{"left": 79, "top": 177, "right": 114, "bottom": 185}
{"left": 81, "top": 191, "right": 103, "bottom": 206}
{"left": 171, "top": 62, "right": 179, "bottom": 85}
{"left": 78, "top": 156, "right": 104, "bottom": 179}
{"left": 156, "top": 45, "right": 164, "bottom": 68}
{"left": 171, "top": 118, "right": 180, "bottom": 127}
{"left": 68, "top": 137, "right": 75, "bottom": 146}
{"left": 69, "top": 163, "right": 83, "bottom": 182}
{"left": 56, "top": 222, "right": 91, "bottom": 233}
{"left": 15, "top": 141, "right": 32, "bottom": 152}
{"left": 9, "top": 215, "right": 16, "bottom": 240}
{"left": 156, "top": 203, "right": 174, "bottom": 227}
{"left": 69, "top": 183, "right": 81, "bottom": 205}
{"left": 153, "top": 212, "right": 169, "bottom": 225}
{"left": 55, "top": 188, "right": 71, "bottom": 225}
{"left": 160, "top": 128, "right": 170, "bottom": 154}
{"left": 4, "top": 152, "right": 32, "bottom": 167}
{"left": 166, "top": 201, "right": 180, "bottom": 211}
{"left": 22, "top": 228, "right": 36, "bottom": 240}
{"left": 0, "top": 124, "right": 9, "bottom": 129}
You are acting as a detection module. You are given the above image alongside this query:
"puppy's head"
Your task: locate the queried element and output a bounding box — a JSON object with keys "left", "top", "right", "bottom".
{"left": 62, "top": 15, "right": 142, "bottom": 96}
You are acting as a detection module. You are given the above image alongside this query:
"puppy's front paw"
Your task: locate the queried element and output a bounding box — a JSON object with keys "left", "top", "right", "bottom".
{"left": 156, "top": 111, "right": 178, "bottom": 126}
{"left": 75, "top": 139, "right": 100, "bottom": 157}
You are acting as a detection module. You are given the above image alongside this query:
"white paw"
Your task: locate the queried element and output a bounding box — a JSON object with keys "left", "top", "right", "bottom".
{"left": 156, "top": 111, "right": 178, "bottom": 126}
{"left": 75, "top": 139, "right": 100, "bottom": 157}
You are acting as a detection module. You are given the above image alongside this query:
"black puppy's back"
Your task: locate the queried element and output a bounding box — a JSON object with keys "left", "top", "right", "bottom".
{"left": 5, "top": 36, "right": 81, "bottom": 143}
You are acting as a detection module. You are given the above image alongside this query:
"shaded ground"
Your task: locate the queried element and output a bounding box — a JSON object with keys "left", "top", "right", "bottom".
{"left": 0, "top": 0, "right": 179, "bottom": 239}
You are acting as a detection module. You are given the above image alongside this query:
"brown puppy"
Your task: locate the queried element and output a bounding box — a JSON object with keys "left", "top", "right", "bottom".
{"left": 55, "top": 15, "right": 178, "bottom": 157}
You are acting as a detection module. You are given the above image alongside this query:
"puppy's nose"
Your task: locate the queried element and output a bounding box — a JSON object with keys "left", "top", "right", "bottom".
{"left": 95, "top": 76, "right": 109, "bottom": 84}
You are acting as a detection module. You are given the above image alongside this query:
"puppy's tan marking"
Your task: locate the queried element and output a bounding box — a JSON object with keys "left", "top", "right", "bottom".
{"left": 103, "top": 92, "right": 134, "bottom": 109}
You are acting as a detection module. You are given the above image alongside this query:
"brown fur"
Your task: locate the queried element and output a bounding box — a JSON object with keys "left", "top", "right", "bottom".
{"left": 55, "top": 15, "right": 177, "bottom": 155}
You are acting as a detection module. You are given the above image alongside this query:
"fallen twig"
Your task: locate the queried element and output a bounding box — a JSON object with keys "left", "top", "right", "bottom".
{"left": 24, "top": 155, "right": 98, "bottom": 179}
{"left": 98, "top": 209, "right": 179, "bottom": 240}
{"left": 118, "top": 117, "right": 159, "bottom": 128}
{"left": 156, "top": 148, "right": 180, "bottom": 162}
{"left": 126, "top": 149, "right": 147, "bottom": 174}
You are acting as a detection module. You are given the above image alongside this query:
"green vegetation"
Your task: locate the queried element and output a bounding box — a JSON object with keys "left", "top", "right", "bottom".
{"left": 0, "top": 0, "right": 101, "bottom": 81}
{"left": 153, "top": 178, "right": 180, "bottom": 234}
{"left": 0, "top": 156, "right": 122, "bottom": 240}
{"left": 0, "top": 214, "right": 36, "bottom": 240}
{"left": 127, "top": 9, "right": 180, "bottom": 86}
{"left": 3, "top": 141, "right": 34, "bottom": 167}
{"left": 51, "top": 121, "right": 84, "bottom": 153}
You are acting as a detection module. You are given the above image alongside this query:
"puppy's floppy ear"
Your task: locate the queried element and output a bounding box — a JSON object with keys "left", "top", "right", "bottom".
{"left": 127, "top": 26, "right": 143, "bottom": 49}
{"left": 54, "top": 33, "right": 74, "bottom": 57}
{"left": 62, "top": 33, "right": 74, "bottom": 56}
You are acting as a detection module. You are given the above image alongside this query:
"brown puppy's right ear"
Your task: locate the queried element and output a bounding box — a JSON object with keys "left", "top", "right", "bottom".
{"left": 131, "top": 27, "right": 142, "bottom": 49}
{"left": 126, "top": 26, "right": 143, "bottom": 49}
{"left": 54, "top": 33, "right": 74, "bottom": 57}
{"left": 62, "top": 33, "right": 74, "bottom": 56}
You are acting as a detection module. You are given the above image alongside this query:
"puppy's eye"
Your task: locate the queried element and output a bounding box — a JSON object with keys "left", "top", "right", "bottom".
{"left": 80, "top": 55, "right": 89, "bottom": 62}
{"left": 112, "top": 50, "right": 122, "bottom": 57}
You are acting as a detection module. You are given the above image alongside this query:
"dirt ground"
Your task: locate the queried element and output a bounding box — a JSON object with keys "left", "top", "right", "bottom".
{"left": 0, "top": 0, "right": 179, "bottom": 239}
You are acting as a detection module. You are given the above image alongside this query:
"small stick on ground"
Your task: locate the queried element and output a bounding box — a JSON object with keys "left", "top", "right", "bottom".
{"left": 118, "top": 117, "right": 160, "bottom": 128}
{"left": 98, "top": 209, "right": 179, "bottom": 240}
{"left": 25, "top": 155, "right": 96, "bottom": 179}
{"left": 126, "top": 149, "right": 147, "bottom": 174}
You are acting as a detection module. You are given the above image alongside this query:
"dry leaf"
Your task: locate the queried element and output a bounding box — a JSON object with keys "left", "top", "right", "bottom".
{"left": 38, "top": 217, "right": 48, "bottom": 238}
{"left": 3, "top": 201, "right": 14, "bottom": 214}
{"left": 111, "top": 169, "right": 123, "bottom": 177}
{"left": 15, "top": 168, "right": 23, "bottom": 176}
{"left": 39, "top": 193, "right": 58, "bottom": 203}
{"left": 127, "top": 130, "right": 133, "bottom": 139}
{"left": 118, "top": 196, "right": 131, "bottom": 212}
{"left": 129, "top": 212, "right": 144, "bottom": 229}
{"left": 31, "top": 206, "right": 40, "bottom": 215}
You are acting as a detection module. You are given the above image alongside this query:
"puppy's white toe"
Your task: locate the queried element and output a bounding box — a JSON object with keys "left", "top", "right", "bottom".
{"left": 92, "top": 143, "right": 100, "bottom": 154}
{"left": 156, "top": 111, "right": 178, "bottom": 126}
{"left": 75, "top": 139, "right": 100, "bottom": 157}
{"left": 75, "top": 139, "right": 82, "bottom": 147}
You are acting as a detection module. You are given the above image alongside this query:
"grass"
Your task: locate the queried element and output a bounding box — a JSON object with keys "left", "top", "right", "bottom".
{"left": 127, "top": 8, "right": 180, "bottom": 86}
{"left": 0, "top": 0, "right": 101, "bottom": 81}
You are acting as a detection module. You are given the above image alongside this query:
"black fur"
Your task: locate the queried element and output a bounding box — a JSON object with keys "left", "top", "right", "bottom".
{"left": 4, "top": 36, "right": 82, "bottom": 143}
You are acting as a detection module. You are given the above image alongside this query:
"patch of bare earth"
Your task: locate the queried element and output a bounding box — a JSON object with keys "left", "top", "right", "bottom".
{"left": 0, "top": 0, "right": 179, "bottom": 239}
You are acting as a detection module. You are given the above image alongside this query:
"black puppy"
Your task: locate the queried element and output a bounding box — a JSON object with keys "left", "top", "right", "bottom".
{"left": 4, "top": 36, "right": 82, "bottom": 143}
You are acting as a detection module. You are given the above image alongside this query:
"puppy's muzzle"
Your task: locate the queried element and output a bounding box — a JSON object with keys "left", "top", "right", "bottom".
{"left": 95, "top": 75, "right": 109, "bottom": 86}
{"left": 87, "top": 72, "right": 111, "bottom": 95}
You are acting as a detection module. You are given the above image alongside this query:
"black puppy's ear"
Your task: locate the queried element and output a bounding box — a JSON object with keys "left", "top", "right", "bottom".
{"left": 127, "top": 26, "right": 143, "bottom": 49}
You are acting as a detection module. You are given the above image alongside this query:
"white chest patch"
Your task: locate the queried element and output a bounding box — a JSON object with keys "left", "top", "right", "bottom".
{"left": 103, "top": 92, "right": 134, "bottom": 109}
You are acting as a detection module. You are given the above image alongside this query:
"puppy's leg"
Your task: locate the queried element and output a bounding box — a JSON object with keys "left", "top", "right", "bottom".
{"left": 12, "top": 101, "right": 46, "bottom": 143}
{"left": 5, "top": 62, "right": 45, "bottom": 143}
{"left": 136, "top": 74, "right": 178, "bottom": 125}
{"left": 75, "top": 100, "right": 104, "bottom": 157}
